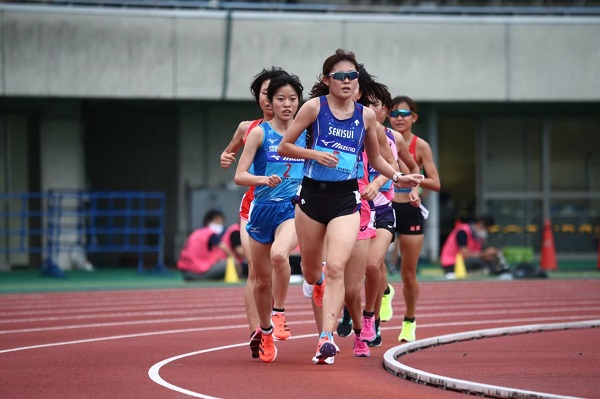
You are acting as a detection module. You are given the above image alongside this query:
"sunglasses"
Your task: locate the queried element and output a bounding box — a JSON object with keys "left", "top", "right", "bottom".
{"left": 327, "top": 71, "right": 359, "bottom": 81}
{"left": 389, "top": 109, "right": 413, "bottom": 118}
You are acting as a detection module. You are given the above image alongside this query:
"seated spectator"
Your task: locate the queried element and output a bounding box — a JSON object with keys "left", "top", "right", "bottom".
{"left": 440, "top": 215, "right": 509, "bottom": 279}
{"left": 177, "top": 209, "right": 229, "bottom": 281}
{"left": 220, "top": 222, "right": 248, "bottom": 277}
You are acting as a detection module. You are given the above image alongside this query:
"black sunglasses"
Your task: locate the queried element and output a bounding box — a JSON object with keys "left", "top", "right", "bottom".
{"left": 327, "top": 71, "right": 359, "bottom": 81}
{"left": 389, "top": 109, "right": 413, "bottom": 118}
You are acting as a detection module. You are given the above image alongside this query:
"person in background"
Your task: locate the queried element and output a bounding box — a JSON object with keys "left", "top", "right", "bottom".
{"left": 177, "top": 209, "right": 228, "bottom": 281}
{"left": 220, "top": 222, "right": 247, "bottom": 277}
{"left": 440, "top": 214, "right": 509, "bottom": 278}
{"left": 388, "top": 95, "right": 441, "bottom": 344}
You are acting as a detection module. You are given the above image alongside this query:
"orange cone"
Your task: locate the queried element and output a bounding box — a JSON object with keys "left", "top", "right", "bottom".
{"left": 540, "top": 219, "right": 557, "bottom": 271}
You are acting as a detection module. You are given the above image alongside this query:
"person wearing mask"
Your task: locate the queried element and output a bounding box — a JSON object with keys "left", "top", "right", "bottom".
{"left": 440, "top": 215, "right": 508, "bottom": 278}
{"left": 177, "top": 209, "right": 229, "bottom": 281}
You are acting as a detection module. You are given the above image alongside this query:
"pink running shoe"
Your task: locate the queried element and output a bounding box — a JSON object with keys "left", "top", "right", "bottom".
{"left": 353, "top": 334, "right": 370, "bottom": 357}
{"left": 361, "top": 315, "right": 376, "bottom": 342}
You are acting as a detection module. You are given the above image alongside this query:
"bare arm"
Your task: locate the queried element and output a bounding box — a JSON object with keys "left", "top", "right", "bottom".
{"left": 364, "top": 108, "right": 423, "bottom": 187}
{"left": 416, "top": 139, "right": 441, "bottom": 192}
{"left": 220, "top": 120, "right": 252, "bottom": 169}
{"left": 234, "top": 127, "right": 281, "bottom": 188}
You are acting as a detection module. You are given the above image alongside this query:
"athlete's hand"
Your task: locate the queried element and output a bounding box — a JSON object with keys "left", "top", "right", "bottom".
{"left": 361, "top": 183, "right": 378, "bottom": 200}
{"left": 393, "top": 174, "right": 424, "bottom": 189}
{"left": 409, "top": 189, "right": 421, "bottom": 208}
{"left": 265, "top": 174, "right": 282, "bottom": 188}
{"left": 221, "top": 152, "right": 236, "bottom": 168}
{"left": 315, "top": 152, "right": 338, "bottom": 168}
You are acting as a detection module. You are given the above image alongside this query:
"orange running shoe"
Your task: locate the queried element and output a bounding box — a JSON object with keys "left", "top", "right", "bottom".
{"left": 259, "top": 331, "right": 277, "bottom": 363}
{"left": 272, "top": 313, "right": 291, "bottom": 340}
{"left": 312, "top": 265, "right": 326, "bottom": 308}
{"left": 312, "top": 333, "right": 336, "bottom": 365}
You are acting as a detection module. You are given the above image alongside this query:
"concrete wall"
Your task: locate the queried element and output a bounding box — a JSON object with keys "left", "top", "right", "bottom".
{"left": 1, "top": 5, "right": 599, "bottom": 101}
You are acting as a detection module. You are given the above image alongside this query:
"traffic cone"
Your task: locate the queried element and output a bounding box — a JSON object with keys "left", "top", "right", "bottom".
{"left": 455, "top": 252, "right": 467, "bottom": 279}
{"left": 540, "top": 219, "right": 557, "bottom": 271}
{"left": 224, "top": 256, "right": 240, "bottom": 283}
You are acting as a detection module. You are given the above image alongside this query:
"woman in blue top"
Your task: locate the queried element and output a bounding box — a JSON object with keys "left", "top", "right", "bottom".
{"left": 235, "top": 73, "right": 306, "bottom": 363}
{"left": 278, "top": 49, "right": 423, "bottom": 365}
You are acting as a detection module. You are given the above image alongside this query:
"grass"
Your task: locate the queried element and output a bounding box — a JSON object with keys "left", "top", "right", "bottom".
{"left": 0, "top": 260, "right": 597, "bottom": 294}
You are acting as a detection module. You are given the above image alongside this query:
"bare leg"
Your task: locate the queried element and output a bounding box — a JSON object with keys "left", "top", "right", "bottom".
{"left": 241, "top": 219, "right": 259, "bottom": 332}
{"left": 399, "top": 234, "right": 423, "bottom": 319}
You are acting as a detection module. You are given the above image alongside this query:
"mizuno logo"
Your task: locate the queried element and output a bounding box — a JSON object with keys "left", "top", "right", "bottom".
{"left": 271, "top": 155, "right": 281, "bottom": 161}
{"left": 320, "top": 140, "right": 335, "bottom": 146}
{"left": 268, "top": 139, "right": 278, "bottom": 144}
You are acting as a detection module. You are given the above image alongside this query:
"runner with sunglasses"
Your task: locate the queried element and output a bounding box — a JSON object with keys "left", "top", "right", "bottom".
{"left": 234, "top": 72, "right": 306, "bottom": 363}
{"left": 278, "top": 49, "right": 423, "bottom": 365}
{"left": 220, "top": 67, "right": 293, "bottom": 358}
{"left": 388, "top": 95, "right": 441, "bottom": 343}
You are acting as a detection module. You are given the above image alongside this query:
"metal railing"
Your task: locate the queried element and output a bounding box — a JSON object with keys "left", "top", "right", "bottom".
{"left": 5, "top": 0, "right": 600, "bottom": 16}
{"left": 1, "top": 191, "right": 167, "bottom": 277}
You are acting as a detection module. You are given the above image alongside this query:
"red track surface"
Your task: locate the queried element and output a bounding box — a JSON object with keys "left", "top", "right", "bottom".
{"left": 1, "top": 279, "right": 599, "bottom": 399}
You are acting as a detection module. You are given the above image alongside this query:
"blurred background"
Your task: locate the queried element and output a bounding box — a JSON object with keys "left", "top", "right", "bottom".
{"left": 1, "top": 0, "right": 599, "bottom": 271}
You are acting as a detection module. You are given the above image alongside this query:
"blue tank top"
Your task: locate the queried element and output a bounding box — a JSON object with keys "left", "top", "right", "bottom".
{"left": 253, "top": 121, "right": 306, "bottom": 202}
{"left": 303, "top": 96, "right": 366, "bottom": 181}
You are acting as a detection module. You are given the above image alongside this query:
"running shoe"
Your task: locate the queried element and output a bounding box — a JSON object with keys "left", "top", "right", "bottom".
{"left": 380, "top": 283, "right": 395, "bottom": 322}
{"left": 272, "top": 313, "right": 291, "bottom": 340}
{"left": 361, "top": 315, "right": 376, "bottom": 342}
{"left": 312, "top": 334, "right": 337, "bottom": 365}
{"left": 249, "top": 326, "right": 262, "bottom": 358}
{"left": 312, "top": 267, "right": 325, "bottom": 308}
{"left": 336, "top": 306, "right": 353, "bottom": 337}
{"left": 259, "top": 331, "right": 277, "bottom": 363}
{"left": 353, "top": 334, "right": 370, "bottom": 357}
{"left": 398, "top": 320, "right": 417, "bottom": 343}
{"left": 302, "top": 279, "right": 313, "bottom": 299}
{"left": 367, "top": 324, "right": 382, "bottom": 347}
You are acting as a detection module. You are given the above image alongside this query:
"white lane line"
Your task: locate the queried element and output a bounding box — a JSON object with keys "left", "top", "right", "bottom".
{"left": 147, "top": 333, "right": 317, "bottom": 399}
{"left": 383, "top": 320, "right": 600, "bottom": 399}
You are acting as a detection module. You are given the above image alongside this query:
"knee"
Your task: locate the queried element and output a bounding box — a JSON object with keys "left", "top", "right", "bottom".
{"left": 270, "top": 251, "right": 288, "bottom": 268}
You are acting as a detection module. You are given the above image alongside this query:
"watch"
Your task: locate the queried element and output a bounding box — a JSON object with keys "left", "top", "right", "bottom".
{"left": 392, "top": 172, "right": 404, "bottom": 183}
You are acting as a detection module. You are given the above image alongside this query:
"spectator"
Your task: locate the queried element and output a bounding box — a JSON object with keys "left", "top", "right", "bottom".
{"left": 220, "top": 222, "right": 247, "bottom": 277}
{"left": 440, "top": 215, "right": 509, "bottom": 279}
{"left": 177, "top": 209, "right": 229, "bottom": 281}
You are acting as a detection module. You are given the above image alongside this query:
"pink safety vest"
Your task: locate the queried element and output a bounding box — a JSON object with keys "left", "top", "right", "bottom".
{"left": 221, "top": 223, "right": 243, "bottom": 263}
{"left": 439, "top": 223, "right": 482, "bottom": 267}
{"left": 177, "top": 227, "right": 227, "bottom": 273}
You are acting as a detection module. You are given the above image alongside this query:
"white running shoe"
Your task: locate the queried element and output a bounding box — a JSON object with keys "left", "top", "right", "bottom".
{"left": 302, "top": 279, "right": 314, "bottom": 299}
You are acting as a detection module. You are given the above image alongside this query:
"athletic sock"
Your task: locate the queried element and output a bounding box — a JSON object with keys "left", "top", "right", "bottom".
{"left": 404, "top": 316, "right": 415, "bottom": 323}
{"left": 363, "top": 310, "right": 375, "bottom": 318}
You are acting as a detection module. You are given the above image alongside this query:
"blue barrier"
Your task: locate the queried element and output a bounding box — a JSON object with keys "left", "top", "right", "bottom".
{"left": 0, "top": 191, "right": 168, "bottom": 277}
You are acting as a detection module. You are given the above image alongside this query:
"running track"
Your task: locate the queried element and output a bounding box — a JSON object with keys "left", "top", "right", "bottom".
{"left": 0, "top": 279, "right": 599, "bottom": 398}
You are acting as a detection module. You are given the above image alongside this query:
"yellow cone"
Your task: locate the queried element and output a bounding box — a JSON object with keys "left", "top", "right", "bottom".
{"left": 224, "top": 256, "right": 240, "bottom": 283}
{"left": 455, "top": 253, "right": 467, "bottom": 279}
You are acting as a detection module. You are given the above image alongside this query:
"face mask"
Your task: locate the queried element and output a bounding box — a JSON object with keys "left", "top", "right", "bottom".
{"left": 208, "top": 223, "right": 224, "bottom": 235}
{"left": 475, "top": 229, "right": 487, "bottom": 240}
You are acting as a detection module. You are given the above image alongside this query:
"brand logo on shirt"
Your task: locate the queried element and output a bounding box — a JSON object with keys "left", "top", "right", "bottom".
{"left": 328, "top": 127, "right": 354, "bottom": 139}
{"left": 270, "top": 155, "right": 281, "bottom": 161}
{"left": 354, "top": 119, "right": 360, "bottom": 126}
{"left": 320, "top": 139, "right": 335, "bottom": 146}
{"left": 268, "top": 138, "right": 278, "bottom": 144}
{"left": 331, "top": 142, "right": 356, "bottom": 153}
